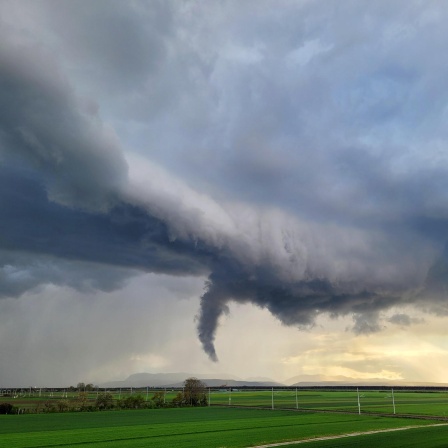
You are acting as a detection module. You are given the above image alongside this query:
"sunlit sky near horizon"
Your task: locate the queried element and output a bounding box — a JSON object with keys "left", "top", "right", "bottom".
{"left": 2, "top": 0, "right": 448, "bottom": 387}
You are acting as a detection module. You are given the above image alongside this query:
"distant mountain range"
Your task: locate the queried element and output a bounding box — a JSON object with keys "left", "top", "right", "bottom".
{"left": 285, "top": 374, "right": 448, "bottom": 387}
{"left": 101, "top": 372, "right": 282, "bottom": 388}
{"left": 100, "top": 372, "right": 448, "bottom": 388}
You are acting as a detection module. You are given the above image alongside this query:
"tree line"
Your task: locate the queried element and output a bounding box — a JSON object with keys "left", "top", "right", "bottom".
{"left": 0, "top": 378, "right": 208, "bottom": 414}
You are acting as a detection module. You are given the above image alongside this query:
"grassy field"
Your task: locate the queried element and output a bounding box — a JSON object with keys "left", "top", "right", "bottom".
{"left": 0, "top": 407, "right": 443, "bottom": 448}
{"left": 286, "top": 425, "right": 448, "bottom": 447}
{"left": 3, "top": 388, "right": 448, "bottom": 417}
{"left": 209, "top": 389, "right": 448, "bottom": 416}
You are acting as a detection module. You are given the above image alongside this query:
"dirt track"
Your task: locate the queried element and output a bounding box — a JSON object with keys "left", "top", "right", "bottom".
{"left": 250, "top": 423, "right": 448, "bottom": 447}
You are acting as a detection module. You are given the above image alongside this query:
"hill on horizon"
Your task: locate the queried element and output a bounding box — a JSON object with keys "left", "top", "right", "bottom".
{"left": 284, "top": 374, "right": 448, "bottom": 388}
{"left": 100, "top": 372, "right": 283, "bottom": 388}
{"left": 99, "top": 372, "right": 448, "bottom": 389}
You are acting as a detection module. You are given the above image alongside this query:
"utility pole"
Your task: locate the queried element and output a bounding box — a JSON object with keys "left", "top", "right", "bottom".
{"left": 392, "top": 388, "right": 396, "bottom": 415}
{"left": 357, "top": 388, "right": 361, "bottom": 415}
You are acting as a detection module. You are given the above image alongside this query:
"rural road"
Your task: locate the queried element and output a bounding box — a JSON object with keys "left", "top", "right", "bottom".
{"left": 250, "top": 423, "right": 448, "bottom": 447}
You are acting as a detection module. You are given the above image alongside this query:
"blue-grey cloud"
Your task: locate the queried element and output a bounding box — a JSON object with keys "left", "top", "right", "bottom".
{"left": 0, "top": 36, "right": 127, "bottom": 210}
{"left": 387, "top": 313, "right": 424, "bottom": 327}
{"left": 0, "top": 165, "right": 208, "bottom": 294}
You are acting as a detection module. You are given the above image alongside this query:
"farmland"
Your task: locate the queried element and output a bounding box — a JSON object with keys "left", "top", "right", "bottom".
{"left": 3, "top": 388, "right": 448, "bottom": 447}
{"left": 287, "top": 425, "right": 448, "bottom": 448}
{"left": 0, "top": 406, "right": 445, "bottom": 448}
{"left": 209, "top": 389, "right": 448, "bottom": 417}
{"left": 4, "top": 387, "right": 448, "bottom": 417}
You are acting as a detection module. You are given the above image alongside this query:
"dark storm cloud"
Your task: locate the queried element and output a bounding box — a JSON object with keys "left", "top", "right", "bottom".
{"left": 2, "top": 0, "right": 448, "bottom": 363}
{"left": 0, "top": 165, "right": 208, "bottom": 297}
{"left": 0, "top": 249, "right": 136, "bottom": 299}
{"left": 0, "top": 36, "right": 127, "bottom": 210}
{"left": 0, "top": 9, "right": 205, "bottom": 295}
{"left": 197, "top": 255, "right": 403, "bottom": 360}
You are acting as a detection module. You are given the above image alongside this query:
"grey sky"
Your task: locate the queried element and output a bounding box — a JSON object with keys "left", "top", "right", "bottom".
{"left": 1, "top": 0, "right": 448, "bottom": 385}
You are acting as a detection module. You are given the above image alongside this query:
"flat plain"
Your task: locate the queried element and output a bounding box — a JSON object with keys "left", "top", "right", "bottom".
{"left": 208, "top": 389, "right": 448, "bottom": 416}
{"left": 282, "top": 425, "right": 448, "bottom": 447}
{"left": 0, "top": 407, "right": 445, "bottom": 448}
{"left": 3, "top": 389, "right": 448, "bottom": 447}
{"left": 4, "top": 388, "right": 448, "bottom": 416}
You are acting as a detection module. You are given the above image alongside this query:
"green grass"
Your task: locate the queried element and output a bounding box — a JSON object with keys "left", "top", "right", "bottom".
{"left": 209, "top": 389, "right": 448, "bottom": 416}
{"left": 0, "top": 407, "right": 442, "bottom": 448}
{"left": 3, "top": 389, "right": 448, "bottom": 417}
{"left": 287, "top": 425, "right": 448, "bottom": 447}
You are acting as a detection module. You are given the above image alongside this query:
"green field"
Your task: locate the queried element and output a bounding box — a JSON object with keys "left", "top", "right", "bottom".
{"left": 208, "top": 389, "right": 448, "bottom": 417}
{"left": 286, "top": 425, "right": 448, "bottom": 447}
{"left": 2, "top": 385, "right": 448, "bottom": 448}
{"left": 0, "top": 407, "right": 444, "bottom": 448}
{"left": 3, "top": 388, "right": 448, "bottom": 417}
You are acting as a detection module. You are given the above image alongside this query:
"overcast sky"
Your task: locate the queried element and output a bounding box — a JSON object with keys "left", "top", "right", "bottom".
{"left": 2, "top": 0, "right": 448, "bottom": 387}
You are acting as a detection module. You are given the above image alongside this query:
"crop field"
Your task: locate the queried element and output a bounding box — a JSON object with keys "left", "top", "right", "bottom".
{"left": 0, "top": 389, "right": 182, "bottom": 412}
{"left": 287, "top": 425, "right": 448, "bottom": 448}
{"left": 3, "top": 388, "right": 448, "bottom": 417}
{"left": 208, "top": 389, "right": 448, "bottom": 417}
{"left": 0, "top": 406, "right": 445, "bottom": 448}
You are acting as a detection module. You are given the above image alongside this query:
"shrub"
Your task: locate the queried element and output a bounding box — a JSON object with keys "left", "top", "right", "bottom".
{"left": 56, "top": 400, "right": 70, "bottom": 412}
{"left": 95, "top": 393, "right": 114, "bottom": 410}
{"left": 151, "top": 391, "right": 166, "bottom": 408}
{"left": 43, "top": 400, "right": 56, "bottom": 413}
{"left": 118, "top": 394, "right": 145, "bottom": 409}
{"left": 172, "top": 392, "right": 186, "bottom": 407}
{"left": 0, "top": 403, "right": 14, "bottom": 414}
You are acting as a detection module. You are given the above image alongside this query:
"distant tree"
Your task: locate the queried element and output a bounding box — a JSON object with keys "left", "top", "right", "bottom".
{"left": 56, "top": 400, "right": 70, "bottom": 412}
{"left": 183, "top": 377, "right": 208, "bottom": 406}
{"left": 95, "top": 392, "right": 114, "bottom": 410}
{"left": 77, "top": 391, "right": 89, "bottom": 410}
{"left": 77, "top": 382, "right": 86, "bottom": 391}
{"left": 151, "top": 391, "right": 165, "bottom": 407}
{"left": 85, "top": 383, "right": 95, "bottom": 391}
